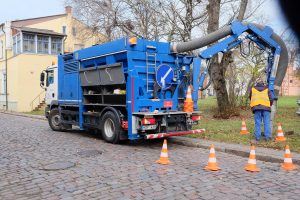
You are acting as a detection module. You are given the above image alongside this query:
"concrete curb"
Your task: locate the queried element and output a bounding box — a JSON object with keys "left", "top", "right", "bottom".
{"left": 0, "top": 110, "right": 46, "bottom": 121}
{"left": 169, "top": 136, "right": 300, "bottom": 165}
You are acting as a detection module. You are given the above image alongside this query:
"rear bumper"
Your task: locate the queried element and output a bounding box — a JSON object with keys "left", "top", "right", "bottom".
{"left": 145, "top": 129, "right": 205, "bottom": 139}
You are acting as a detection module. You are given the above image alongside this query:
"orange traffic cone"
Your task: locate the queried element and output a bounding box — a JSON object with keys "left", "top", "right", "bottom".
{"left": 244, "top": 145, "right": 260, "bottom": 172}
{"left": 204, "top": 144, "right": 221, "bottom": 171}
{"left": 281, "top": 145, "right": 297, "bottom": 171}
{"left": 275, "top": 123, "right": 287, "bottom": 142}
{"left": 156, "top": 139, "right": 170, "bottom": 165}
{"left": 240, "top": 118, "right": 249, "bottom": 135}
{"left": 184, "top": 86, "right": 194, "bottom": 112}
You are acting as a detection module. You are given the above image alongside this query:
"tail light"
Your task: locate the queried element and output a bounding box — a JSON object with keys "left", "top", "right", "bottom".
{"left": 191, "top": 115, "right": 201, "bottom": 121}
{"left": 141, "top": 118, "right": 156, "bottom": 125}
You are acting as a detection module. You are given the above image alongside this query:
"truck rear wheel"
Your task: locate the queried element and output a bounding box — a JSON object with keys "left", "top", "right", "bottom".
{"left": 48, "top": 108, "right": 64, "bottom": 131}
{"left": 100, "top": 111, "right": 121, "bottom": 144}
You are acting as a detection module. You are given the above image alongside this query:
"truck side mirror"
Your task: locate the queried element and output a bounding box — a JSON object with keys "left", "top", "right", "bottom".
{"left": 40, "top": 72, "right": 45, "bottom": 88}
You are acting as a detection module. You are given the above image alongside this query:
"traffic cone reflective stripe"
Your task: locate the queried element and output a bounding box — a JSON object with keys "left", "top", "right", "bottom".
{"left": 244, "top": 145, "right": 260, "bottom": 172}
{"left": 275, "top": 123, "right": 286, "bottom": 142}
{"left": 156, "top": 139, "right": 170, "bottom": 165}
{"left": 204, "top": 144, "right": 221, "bottom": 171}
{"left": 240, "top": 118, "right": 249, "bottom": 135}
{"left": 184, "top": 86, "right": 194, "bottom": 112}
{"left": 281, "top": 145, "right": 297, "bottom": 171}
{"left": 186, "top": 88, "right": 192, "bottom": 100}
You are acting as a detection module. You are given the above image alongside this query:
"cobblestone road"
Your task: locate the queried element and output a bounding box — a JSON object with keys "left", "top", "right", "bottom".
{"left": 1, "top": 113, "right": 300, "bottom": 200}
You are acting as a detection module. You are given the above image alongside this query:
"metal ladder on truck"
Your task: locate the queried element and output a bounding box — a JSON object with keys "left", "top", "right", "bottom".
{"left": 146, "top": 45, "right": 157, "bottom": 93}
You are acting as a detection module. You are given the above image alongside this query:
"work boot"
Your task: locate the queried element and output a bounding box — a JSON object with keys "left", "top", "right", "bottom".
{"left": 265, "top": 137, "right": 273, "bottom": 142}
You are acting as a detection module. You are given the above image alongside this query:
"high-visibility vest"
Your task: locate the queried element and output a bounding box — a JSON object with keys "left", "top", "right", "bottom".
{"left": 250, "top": 88, "right": 271, "bottom": 108}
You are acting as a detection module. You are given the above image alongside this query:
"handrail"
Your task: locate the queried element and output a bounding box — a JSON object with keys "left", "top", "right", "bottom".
{"left": 30, "top": 90, "right": 45, "bottom": 111}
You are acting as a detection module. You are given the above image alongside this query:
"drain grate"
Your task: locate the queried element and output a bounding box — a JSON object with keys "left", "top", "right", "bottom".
{"left": 77, "top": 149, "right": 103, "bottom": 157}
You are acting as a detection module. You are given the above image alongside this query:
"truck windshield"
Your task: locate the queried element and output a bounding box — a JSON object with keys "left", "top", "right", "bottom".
{"left": 46, "top": 70, "right": 54, "bottom": 87}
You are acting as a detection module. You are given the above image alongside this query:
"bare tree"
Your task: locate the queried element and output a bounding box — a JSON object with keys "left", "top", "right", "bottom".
{"left": 159, "top": 0, "right": 208, "bottom": 42}
{"left": 206, "top": 0, "right": 267, "bottom": 118}
{"left": 67, "top": 0, "right": 167, "bottom": 41}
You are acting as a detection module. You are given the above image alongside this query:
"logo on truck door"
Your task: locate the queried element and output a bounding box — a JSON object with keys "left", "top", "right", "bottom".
{"left": 156, "top": 64, "right": 174, "bottom": 89}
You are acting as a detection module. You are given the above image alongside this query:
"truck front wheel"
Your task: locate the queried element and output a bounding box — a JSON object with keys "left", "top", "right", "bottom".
{"left": 100, "top": 111, "right": 121, "bottom": 144}
{"left": 48, "top": 108, "right": 63, "bottom": 131}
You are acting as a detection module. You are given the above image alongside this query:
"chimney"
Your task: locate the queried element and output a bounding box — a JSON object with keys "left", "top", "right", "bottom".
{"left": 65, "top": 6, "right": 72, "bottom": 15}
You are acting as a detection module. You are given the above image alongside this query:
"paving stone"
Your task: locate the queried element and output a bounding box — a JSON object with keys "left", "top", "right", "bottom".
{"left": 1, "top": 113, "right": 300, "bottom": 200}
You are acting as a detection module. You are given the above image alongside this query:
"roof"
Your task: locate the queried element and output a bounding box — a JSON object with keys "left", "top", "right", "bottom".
{"left": 15, "top": 27, "right": 66, "bottom": 37}
{"left": 11, "top": 14, "right": 67, "bottom": 27}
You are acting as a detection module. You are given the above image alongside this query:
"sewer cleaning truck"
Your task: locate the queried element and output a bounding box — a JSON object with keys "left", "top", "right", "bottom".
{"left": 40, "top": 21, "right": 288, "bottom": 143}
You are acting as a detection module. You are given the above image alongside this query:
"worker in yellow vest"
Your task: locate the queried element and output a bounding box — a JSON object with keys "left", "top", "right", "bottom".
{"left": 249, "top": 80, "right": 273, "bottom": 143}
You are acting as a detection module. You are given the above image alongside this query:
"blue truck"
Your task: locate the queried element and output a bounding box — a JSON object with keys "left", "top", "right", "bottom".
{"left": 40, "top": 21, "right": 288, "bottom": 143}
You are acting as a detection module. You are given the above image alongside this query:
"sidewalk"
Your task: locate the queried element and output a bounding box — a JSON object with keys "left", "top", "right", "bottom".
{"left": 1, "top": 110, "right": 299, "bottom": 165}
{"left": 170, "top": 136, "right": 300, "bottom": 165}
{"left": 0, "top": 110, "right": 46, "bottom": 121}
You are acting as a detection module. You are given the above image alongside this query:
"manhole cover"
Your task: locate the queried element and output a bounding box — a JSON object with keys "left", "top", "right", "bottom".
{"left": 41, "top": 161, "right": 76, "bottom": 171}
{"left": 77, "top": 149, "right": 102, "bottom": 157}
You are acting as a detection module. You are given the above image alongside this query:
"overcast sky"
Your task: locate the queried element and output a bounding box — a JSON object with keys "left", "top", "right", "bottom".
{"left": 0, "top": 0, "right": 64, "bottom": 22}
{"left": 0, "top": 0, "right": 288, "bottom": 35}
{"left": 256, "top": 0, "right": 288, "bottom": 34}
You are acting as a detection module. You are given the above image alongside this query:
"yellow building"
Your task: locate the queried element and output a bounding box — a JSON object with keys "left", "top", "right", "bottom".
{"left": 0, "top": 6, "right": 103, "bottom": 112}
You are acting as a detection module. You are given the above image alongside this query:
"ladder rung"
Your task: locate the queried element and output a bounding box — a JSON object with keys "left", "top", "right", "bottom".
{"left": 146, "top": 45, "right": 156, "bottom": 49}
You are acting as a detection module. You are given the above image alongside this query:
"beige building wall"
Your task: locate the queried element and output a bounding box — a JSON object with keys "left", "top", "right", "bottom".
{"left": 1, "top": 53, "right": 56, "bottom": 111}
{"left": 15, "top": 54, "right": 57, "bottom": 112}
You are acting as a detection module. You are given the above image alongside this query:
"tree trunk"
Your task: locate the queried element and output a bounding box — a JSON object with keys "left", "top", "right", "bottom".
{"left": 207, "top": 0, "right": 230, "bottom": 116}
{"left": 237, "top": 0, "right": 248, "bottom": 21}
{"left": 207, "top": 0, "right": 249, "bottom": 118}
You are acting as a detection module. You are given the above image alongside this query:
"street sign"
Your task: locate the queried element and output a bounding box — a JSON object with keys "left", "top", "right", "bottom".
{"left": 156, "top": 64, "right": 174, "bottom": 89}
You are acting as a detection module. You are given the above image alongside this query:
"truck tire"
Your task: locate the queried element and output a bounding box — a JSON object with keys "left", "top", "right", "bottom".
{"left": 100, "top": 111, "right": 121, "bottom": 144}
{"left": 48, "top": 108, "right": 63, "bottom": 131}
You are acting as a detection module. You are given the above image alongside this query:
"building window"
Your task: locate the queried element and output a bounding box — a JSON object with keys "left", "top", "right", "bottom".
{"left": 0, "top": 40, "right": 3, "bottom": 59}
{"left": 13, "top": 36, "right": 16, "bottom": 55}
{"left": 62, "top": 26, "right": 66, "bottom": 34}
{"left": 72, "top": 27, "right": 76, "bottom": 36}
{"left": 13, "top": 34, "right": 21, "bottom": 55}
{"left": 0, "top": 72, "right": 6, "bottom": 94}
{"left": 290, "top": 80, "right": 293, "bottom": 84}
{"left": 0, "top": 74, "right": 2, "bottom": 94}
{"left": 23, "top": 33, "right": 35, "bottom": 53}
{"left": 51, "top": 37, "right": 62, "bottom": 54}
{"left": 17, "top": 34, "right": 21, "bottom": 53}
{"left": 37, "top": 35, "right": 49, "bottom": 54}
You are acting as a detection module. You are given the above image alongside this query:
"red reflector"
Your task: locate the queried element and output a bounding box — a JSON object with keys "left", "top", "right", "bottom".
{"left": 164, "top": 101, "right": 173, "bottom": 108}
{"left": 142, "top": 118, "right": 156, "bottom": 125}
{"left": 121, "top": 120, "right": 128, "bottom": 130}
{"left": 191, "top": 115, "right": 201, "bottom": 121}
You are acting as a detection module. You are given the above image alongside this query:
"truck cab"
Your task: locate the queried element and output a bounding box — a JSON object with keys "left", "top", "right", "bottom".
{"left": 40, "top": 65, "right": 58, "bottom": 118}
